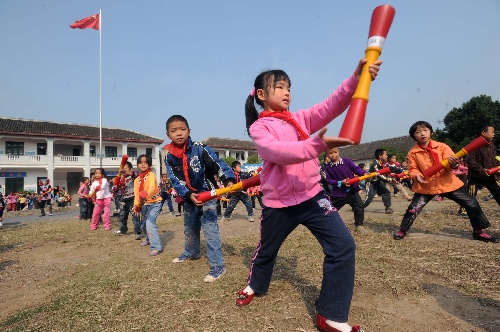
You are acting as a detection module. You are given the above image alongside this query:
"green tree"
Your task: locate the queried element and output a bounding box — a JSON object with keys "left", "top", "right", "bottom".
{"left": 434, "top": 95, "right": 500, "bottom": 151}
{"left": 223, "top": 156, "right": 237, "bottom": 167}
{"left": 246, "top": 154, "right": 262, "bottom": 164}
{"left": 382, "top": 146, "right": 408, "bottom": 163}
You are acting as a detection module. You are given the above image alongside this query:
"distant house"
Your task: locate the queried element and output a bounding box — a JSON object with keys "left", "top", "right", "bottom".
{"left": 339, "top": 135, "right": 416, "bottom": 167}
{"left": 159, "top": 137, "right": 258, "bottom": 175}
{"left": 201, "top": 137, "right": 258, "bottom": 162}
{"left": 0, "top": 117, "right": 163, "bottom": 195}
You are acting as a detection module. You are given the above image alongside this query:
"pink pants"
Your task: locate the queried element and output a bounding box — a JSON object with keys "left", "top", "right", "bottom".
{"left": 90, "top": 197, "right": 112, "bottom": 230}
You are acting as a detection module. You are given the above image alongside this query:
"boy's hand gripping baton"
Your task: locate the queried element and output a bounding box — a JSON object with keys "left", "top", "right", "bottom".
{"left": 486, "top": 166, "right": 500, "bottom": 176}
{"left": 345, "top": 167, "right": 391, "bottom": 186}
{"left": 197, "top": 175, "right": 261, "bottom": 203}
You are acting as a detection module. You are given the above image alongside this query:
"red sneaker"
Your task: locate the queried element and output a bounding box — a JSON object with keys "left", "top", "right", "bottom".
{"left": 235, "top": 290, "right": 255, "bottom": 306}
{"left": 472, "top": 230, "right": 498, "bottom": 243}
{"left": 316, "top": 314, "right": 364, "bottom": 332}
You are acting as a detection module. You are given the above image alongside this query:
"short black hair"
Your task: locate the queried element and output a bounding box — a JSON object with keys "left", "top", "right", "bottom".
{"left": 357, "top": 163, "right": 365, "bottom": 169}
{"left": 477, "top": 123, "right": 493, "bottom": 136}
{"left": 374, "top": 148, "right": 386, "bottom": 160}
{"left": 231, "top": 161, "right": 241, "bottom": 169}
{"left": 409, "top": 121, "right": 433, "bottom": 140}
{"left": 166, "top": 115, "right": 189, "bottom": 131}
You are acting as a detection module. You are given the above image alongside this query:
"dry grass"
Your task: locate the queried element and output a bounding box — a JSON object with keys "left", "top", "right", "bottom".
{"left": 0, "top": 195, "right": 499, "bottom": 332}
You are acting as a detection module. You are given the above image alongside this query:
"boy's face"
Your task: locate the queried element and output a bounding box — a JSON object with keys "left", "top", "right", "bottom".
{"left": 233, "top": 164, "right": 242, "bottom": 173}
{"left": 389, "top": 156, "right": 397, "bottom": 163}
{"left": 167, "top": 120, "right": 190, "bottom": 148}
{"left": 162, "top": 175, "right": 168, "bottom": 182}
{"left": 379, "top": 151, "right": 388, "bottom": 162}
{"left": 326, "top": 148, "right": 340, "bottom": 162}
{"left": 482, "top": 126, "right": 495, "bottom": 142}
{"left": 413, "top": 125, "right": 432, "bottom": 144}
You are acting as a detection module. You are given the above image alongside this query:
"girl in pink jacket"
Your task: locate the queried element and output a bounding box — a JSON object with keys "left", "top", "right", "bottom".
{"left": 235, "top": 59, "right": 382, "bottom": 332}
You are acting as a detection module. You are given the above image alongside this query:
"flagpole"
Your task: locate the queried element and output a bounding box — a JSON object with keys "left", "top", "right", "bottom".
{"left": 99, "top": 8, "right": 102, "bottom": 168}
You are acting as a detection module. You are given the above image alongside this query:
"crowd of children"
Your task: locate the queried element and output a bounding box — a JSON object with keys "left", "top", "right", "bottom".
{"left": 4, "top": 55, "right": 500, "bottom": 332}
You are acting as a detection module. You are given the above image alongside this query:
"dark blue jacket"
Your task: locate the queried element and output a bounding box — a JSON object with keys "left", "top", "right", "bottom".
{"left": 164, "top": 137, "right": 235, "bottom": 202}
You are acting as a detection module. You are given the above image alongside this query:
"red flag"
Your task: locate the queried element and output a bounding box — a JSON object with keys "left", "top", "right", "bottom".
{"left": 70, "top": 14, "right": 100, "bottom": 30}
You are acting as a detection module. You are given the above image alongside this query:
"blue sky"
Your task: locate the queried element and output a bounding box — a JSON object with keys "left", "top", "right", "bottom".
{"left": 1, "top": 0, "right": 499, "bottom": 146}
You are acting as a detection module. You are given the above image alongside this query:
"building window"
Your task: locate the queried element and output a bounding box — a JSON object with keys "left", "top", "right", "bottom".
{"left": 127, "top": 147, "right": 137, "bottom": 157}
{"left": 146, "top": 148, "right": 152, "bottom": 157}
{"left": 37, "top": 143, "right": 47, "bottom": 155}
{"left": 6, "top": 141, "right": 24, "bottom": 155}
{"left": 90, "top": 145, "right": 96, "bottom": 157}
{"left": 241, "top": 151, "right": 245, "bottom": 161}
{"left": 215, "top": 152, "right": 219, "bottom": 158}
{"left": 235, "top": 153, "right": 240, "bottom": 160}
{"left": 5, "top": 177, "right": 24, "bottom": 194}
{"left": 105, "top": 146, "right": 117, "bottom": 158}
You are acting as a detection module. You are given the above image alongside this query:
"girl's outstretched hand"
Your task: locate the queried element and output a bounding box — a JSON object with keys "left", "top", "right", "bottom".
{"left": 317, "top": 127, "right": 355, "bottom": 149}
{"left": 354, "top": 58, "right": 382, "bottom": 81}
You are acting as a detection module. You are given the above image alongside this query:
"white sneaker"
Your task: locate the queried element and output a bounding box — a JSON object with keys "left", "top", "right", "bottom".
{"left": 222, "top": 216, "right": 231, "bottom": 221}
{"left": 247, "top": 216, "right": 254, "bottom": 222}
{"left": 0, "top": 222, "right": 3, "bottom": 227}
{"left": 203, "top": 266, "right": 226, "bottom": 283}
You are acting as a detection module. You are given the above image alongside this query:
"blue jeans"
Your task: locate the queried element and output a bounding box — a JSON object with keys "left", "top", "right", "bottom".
{"left": 182, "top": 199, "right": 224, "bottom": 268}
{"left": 160, "top": 193, "right": 174, "bottom": 213}
{"left": 142, "top": 201, "right": 163, "bottom": 252}
{"left": 224, "top": 192, "right": 253, "bottom": 218}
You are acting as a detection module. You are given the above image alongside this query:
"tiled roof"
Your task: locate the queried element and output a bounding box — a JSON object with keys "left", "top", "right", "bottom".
{"left": 0, "top": 117, "right": 163, "bottom": 143}
{"left": 201, "top": 137, "right": 257, "bottom": 150}
{"left": 340, "top": 135, "right": 416, "bottom": 160}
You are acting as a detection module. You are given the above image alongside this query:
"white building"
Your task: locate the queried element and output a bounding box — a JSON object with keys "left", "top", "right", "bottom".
{"left": 200, "top": 137, "right": 258, "bottom": 162}
{"left": 0, "top": 117, "right": 164, "bottom": 195}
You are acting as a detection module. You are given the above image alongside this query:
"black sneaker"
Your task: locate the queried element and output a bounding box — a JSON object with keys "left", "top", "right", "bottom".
{"left": 39, "top": 214, "right": 46, "bottom": 217}
{"left": 472, "top": 230, "right": 498, "bottom": 243}
{"left": 385, "top": 207, "right": 394, "bottom": 214}
{"left": 393, "top": 230, "right": 406, "bottom": 240}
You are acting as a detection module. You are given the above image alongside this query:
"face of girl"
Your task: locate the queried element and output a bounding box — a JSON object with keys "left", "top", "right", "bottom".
{"left": 259, "top": 79, "right": 291, "bottom": 112}
{"left": 94, "top": 170, "right": 103, "bottom": 179}
{"left": 138, "top": 157, "right": 150, "bottom": 172}
{"left": 413, "top": 125, "right": 432, "bottom": 145}
{"left": 123, "top": 164, "right": 131, "bottom": 174}
{"left": 167, "top": 120, "right": 190, "bottom": 148}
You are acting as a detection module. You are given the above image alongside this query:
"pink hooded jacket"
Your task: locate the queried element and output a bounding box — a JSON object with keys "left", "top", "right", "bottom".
{"left": 249, "top": 75, "right": 358, "bottom": 208}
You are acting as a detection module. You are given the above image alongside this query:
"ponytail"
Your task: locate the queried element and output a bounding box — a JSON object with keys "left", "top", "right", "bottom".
{"left": 245, "top": 95, "right": 259, "bottom": 135}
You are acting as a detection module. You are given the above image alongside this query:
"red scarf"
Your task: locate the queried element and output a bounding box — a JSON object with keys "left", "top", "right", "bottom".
{"left": 165, "top": 142, "right": 197, "bottom": 191}
{"left": 422, "top": 140, "right": 440, "bottom": 165}
{"left": 139, "top": 169, "right": 150, "bottom": 193}
{"left": 259, "top": 110, "right": 310, "bottom": 141}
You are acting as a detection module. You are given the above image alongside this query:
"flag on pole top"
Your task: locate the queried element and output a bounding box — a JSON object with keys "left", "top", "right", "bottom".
{"left": 70, "top": 13, "right": 100, "bottom": 30}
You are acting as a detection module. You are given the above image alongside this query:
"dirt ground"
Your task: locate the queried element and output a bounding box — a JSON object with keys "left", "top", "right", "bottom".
{"left": 0, "top": 194, "right": 499, "bottom": 331}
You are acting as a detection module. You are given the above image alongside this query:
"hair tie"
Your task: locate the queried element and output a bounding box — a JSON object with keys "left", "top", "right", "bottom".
{"left": 250, "top": 88, "right": 255, "bottom": 97}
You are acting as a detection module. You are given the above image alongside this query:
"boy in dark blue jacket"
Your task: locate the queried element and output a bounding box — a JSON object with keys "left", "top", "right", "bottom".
{"left": 164, "top": 115, "right": 235, "bottom": 283}
{"left": 222, "top": 161, "right": 255, "bottom": 222}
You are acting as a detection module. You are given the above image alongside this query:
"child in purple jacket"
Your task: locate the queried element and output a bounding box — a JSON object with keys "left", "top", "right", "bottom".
{"left": 236, "top": 58, "right": 382, "bottom": 332}
{"left": 323, "top": 147, "right": 368, "bottom": 233}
